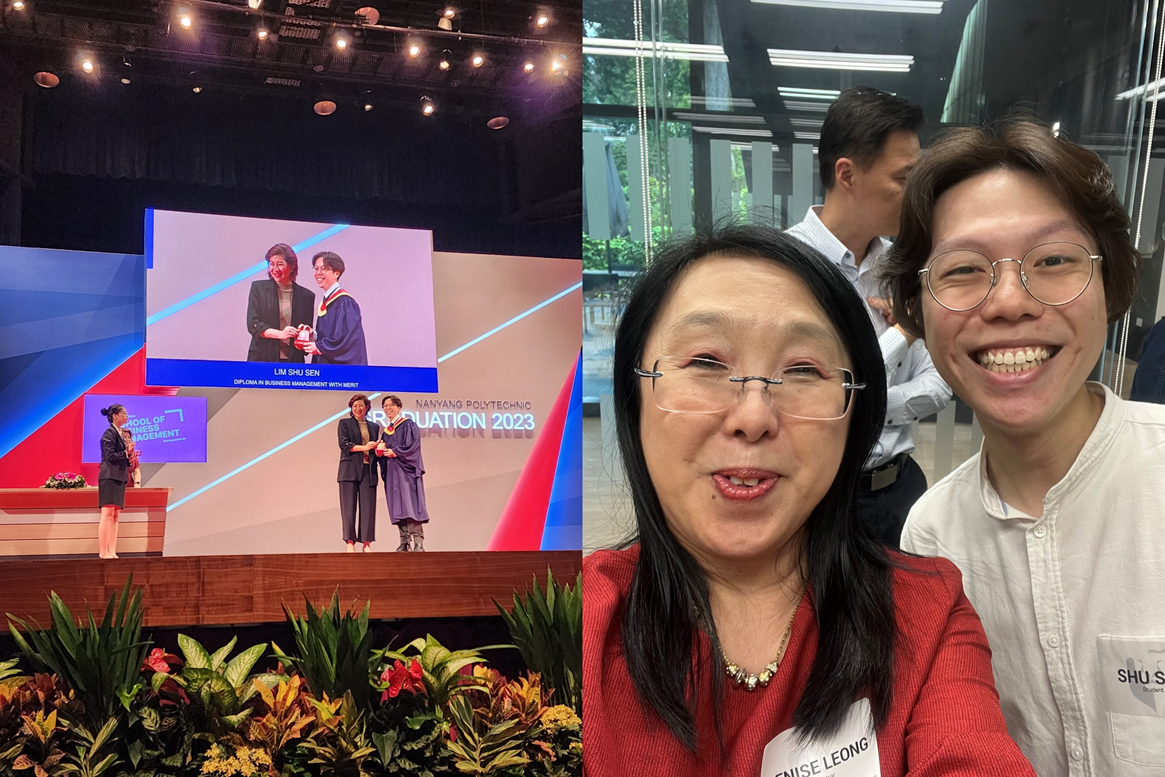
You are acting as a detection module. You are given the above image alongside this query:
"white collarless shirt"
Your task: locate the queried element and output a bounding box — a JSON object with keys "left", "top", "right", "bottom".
{"left": 901, "top": 382, "right": 1165, "bottom": 777}
{"left": 786, "top": 206, "right": 952, "bottom": 469}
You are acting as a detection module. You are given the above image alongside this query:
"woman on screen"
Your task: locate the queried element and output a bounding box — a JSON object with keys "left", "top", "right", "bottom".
{"left": 583, "top": 223, "right": 1033, "bottom": 775}
{"left": 303, "top": 251, "right": 368, "bottom": 366}
{"left": 98, "top": 404, "right": 130, "bottom": 559}
{"left": 246, "top": 243, "right": 316, "bottom": 363}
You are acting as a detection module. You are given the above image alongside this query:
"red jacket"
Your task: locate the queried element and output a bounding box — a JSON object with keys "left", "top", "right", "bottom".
{"left": 583, "top": 547, "right": 1035, "bottom": 777}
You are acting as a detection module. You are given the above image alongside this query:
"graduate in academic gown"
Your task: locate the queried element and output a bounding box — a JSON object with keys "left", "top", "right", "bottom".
{"left": 304, "top": 251, "right": 368, "bottom": 366}
{"left": 375, "top": 394, "right": 430, "bottom": 551}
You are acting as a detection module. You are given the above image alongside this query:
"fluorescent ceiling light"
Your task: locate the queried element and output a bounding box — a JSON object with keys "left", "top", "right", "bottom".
{"left": 673, "top": 112, "right": 766, "bottom": 124}
{"left": 782, "top": 100, "right": 831, "bottom": 112}
{"left": 794, "top": 131, "right": 821, "bottom": 140}
{"left": 691, "top": 96, "right": 756, "bottom": 108}
{"left": 768, "top": 48, "right": 913, "bottom": 72}
{"left": 790, "top": 117, "right": 824, "bottom": 128}
{"left": 752, "top": 0, "right": 942, "bottom": 13}
{"left": 777, "top": 86, "right": 840, "bottom": 100}
{"left": 692, "top": 127, "right": 774, "bottom": 137}
{"left": 731, "top": 142, "right": 781, "bottom": 151}
{"left": 1116, "top": 78, "right": 1165, "bottom": 101}
{"left": 582, "top": 39, "right": 728, "bottom": 62}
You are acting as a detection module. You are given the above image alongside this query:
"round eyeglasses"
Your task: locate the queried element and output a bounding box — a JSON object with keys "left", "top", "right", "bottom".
{"left": 918, "top": 242, "right": 1102, "bottom": 312}
{"left": 634, "top": 357, "right": 865, "bottom": 421}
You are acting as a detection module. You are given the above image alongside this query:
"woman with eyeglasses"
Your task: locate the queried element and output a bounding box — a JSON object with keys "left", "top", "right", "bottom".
{"left": 583, "top": 223, "right": 1033, "bottom": 775}
{"left": 882, "top": 119, "right": 1163, "bottom": 776}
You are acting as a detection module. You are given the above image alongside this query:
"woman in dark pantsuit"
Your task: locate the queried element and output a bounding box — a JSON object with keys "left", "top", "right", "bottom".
{"left": 98, "top": 404, "right": 130, "bottom": 559}
{"left": 246, "top": 243, "right": 316, "bottom": 363}
{"left": 337, "top": 394, "right": 381, "bottom": 552}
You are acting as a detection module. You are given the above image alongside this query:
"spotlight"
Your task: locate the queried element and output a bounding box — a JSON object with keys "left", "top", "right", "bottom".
{"left": 12, "top": 0, "right": 26, "bottom": 9}
{"left": 248, "top": 0, "right": 261, "bottom": 8}
{"left": 439, "top": 49, "right": 452, "bottom": 70}
{"left": 443, "top": 7, "right": 456, "bottom": 18}
{"left": 81, "top": 59, "right": 94, "bottom": 74}
{"left": 257, "top": 27, "right": 269, "bottom": 40}
{"left": 314, "top": 99, "right": 337, "bottom": 116}
{"left": 334, "top": 34, "right": 349, "bottom": 50}
{"left": 437, "top": 8, "right": 455, "bottom": 31}
{"left": 355, "top": 7, "right": 380, "bottom": 25}
{"left": 364, "top": 103, "right": 373, "bottom": 111}
{"left": 523, "top": 60, "right": 535, "bottom": 73}
{"left": 535, "top": 12, "right": 550, "bottom": 27}
{"left": 487, "top": 116, "right": 509, "bottom": 130}
{"left": 121, "top": 77, "right": 131, "bottom": 84}
{"left": 408, "top": 42, "right": 421, "bottom": 57}
{"left": 192, "top": 85, "right": 202, "bottom": 93}
{"left": 437, "top": 17, "right": 452, "bottom": 31}
{"left": 471, "top": 54, "right": 484, "bottom": 67}
{"left": 179, "top": 13, "right": 193, "bottom": 29}
{"left": 33, "top": 71, "right": 60, "bottom": 88}
{"left": 551, "top": 53, "right": 568, "bottom": 74}
{"left": 420, "top": 96, "right": 435, "bottom": 116}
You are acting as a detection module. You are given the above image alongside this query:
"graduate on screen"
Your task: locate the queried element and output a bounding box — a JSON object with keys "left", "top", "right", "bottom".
{"left": 302, "top": 251, "right": 369, "bottom": 365}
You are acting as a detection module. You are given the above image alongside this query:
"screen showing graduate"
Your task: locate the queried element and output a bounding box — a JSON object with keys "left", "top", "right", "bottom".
{"left": 143, "top": 209, "right": 438, "bottom": 392}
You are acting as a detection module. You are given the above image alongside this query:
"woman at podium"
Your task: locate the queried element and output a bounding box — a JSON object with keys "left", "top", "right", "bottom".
{"left": 98, "top": 404, "right": 130, "bottom": 559}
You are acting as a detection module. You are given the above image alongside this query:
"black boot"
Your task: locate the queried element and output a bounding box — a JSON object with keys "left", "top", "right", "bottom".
{"left": 396, "top": 525, "right": 410, "bottom": 552}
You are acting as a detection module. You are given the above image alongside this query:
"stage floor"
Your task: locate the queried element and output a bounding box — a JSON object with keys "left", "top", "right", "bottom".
{"left": 0, "top": 551, "right": 581, "bottom": 628}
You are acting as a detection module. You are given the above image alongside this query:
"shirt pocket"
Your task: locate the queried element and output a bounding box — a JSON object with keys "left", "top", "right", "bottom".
{"left": 1110, "top": 712, "right": 1165, "bottom": 766}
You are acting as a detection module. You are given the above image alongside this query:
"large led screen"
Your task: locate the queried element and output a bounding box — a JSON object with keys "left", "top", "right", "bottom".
{"left": 144, "top": 209, "right": 438, "bottom": 392}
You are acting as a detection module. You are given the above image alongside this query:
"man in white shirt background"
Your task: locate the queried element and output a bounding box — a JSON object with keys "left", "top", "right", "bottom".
{"left": 883, "top": 118, "right": 1164, "bottom": 776}
{"left": 787, "top": 87, "right": 951, "bottom": 548}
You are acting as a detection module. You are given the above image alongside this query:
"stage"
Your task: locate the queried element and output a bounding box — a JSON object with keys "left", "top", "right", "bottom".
{"left": 0, "top": 551, "right": 581, "bottom": 629}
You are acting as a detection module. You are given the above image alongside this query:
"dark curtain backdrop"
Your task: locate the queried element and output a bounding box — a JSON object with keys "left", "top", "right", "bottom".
{"left": 20, "top": 87, "right": 580, "bottom": 258}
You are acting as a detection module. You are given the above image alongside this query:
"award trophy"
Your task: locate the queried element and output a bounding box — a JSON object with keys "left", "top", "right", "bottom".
{"left": 294, "top": 324, "right": 316, "bottom": 351}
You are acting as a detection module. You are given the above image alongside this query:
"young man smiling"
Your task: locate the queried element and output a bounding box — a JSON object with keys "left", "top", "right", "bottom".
{"left": 882, "top": 119, "right": 1164, "bottom": 776}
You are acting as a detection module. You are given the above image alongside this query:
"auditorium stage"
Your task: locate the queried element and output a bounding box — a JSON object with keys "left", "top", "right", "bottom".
{"left": 0, "top": 551, "right": 581, "bottom": 628}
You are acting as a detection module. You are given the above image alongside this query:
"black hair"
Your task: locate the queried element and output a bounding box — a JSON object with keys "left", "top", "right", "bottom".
{"left": 100, "top": 404, "right": 126, "bottom": 421}
{"left": 382, "top": 394, "right": 403, "bottom": 409}
{"left": 819, "top": 87, "right": 924, "bottom": 189}
{"left": 612, "top": 221, "right": 893, "bottom": 749}
{"left": 313, "top": 251, "right": 345, "bottom": 277}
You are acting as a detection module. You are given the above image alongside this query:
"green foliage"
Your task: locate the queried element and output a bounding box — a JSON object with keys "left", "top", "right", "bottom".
{"left": 583, "top": 0, "right": 691, "bottom": 109}
{"left": 279, "top": 592, "right": 376, "bottom": 711}
{"left": 443, "top": 695, "right": 530, "bottom": 775}
{"left": 301, "top": 692, "right": 376, "bottom": 777}
{"left": 6, "top": 577, "right": 148, "bottom": 726}
{"left": 0, "top": 657, "right": 29, "bottom": 693}
{"left": 368, "top": 680, "right": 450, "bottom": 777}
{"left": 496, "top": 569, "right": 582, "bottom": 713}
{"left": 57, "top": 717, "right": 119, "bottom": 777}
{"left": 244, "top": 673, "right": 314, "bottom": 770}
{"left": 152, "top": 634, "right": 274, "bottom": 740}
{"left": 378, "top": 636, "right": 499, "bottom": 709}
{"left": 4, "top": 707, "right": 69, "bottom": 776}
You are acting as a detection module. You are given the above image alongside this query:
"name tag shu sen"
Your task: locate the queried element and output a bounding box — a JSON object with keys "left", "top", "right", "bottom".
{"left": 760, "top": 698, "right": 880, "bottom": 777}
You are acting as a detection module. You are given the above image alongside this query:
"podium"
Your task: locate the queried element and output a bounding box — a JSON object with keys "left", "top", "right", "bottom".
{"left": 0, "top": 488, "right": 171, "bottom": 559}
